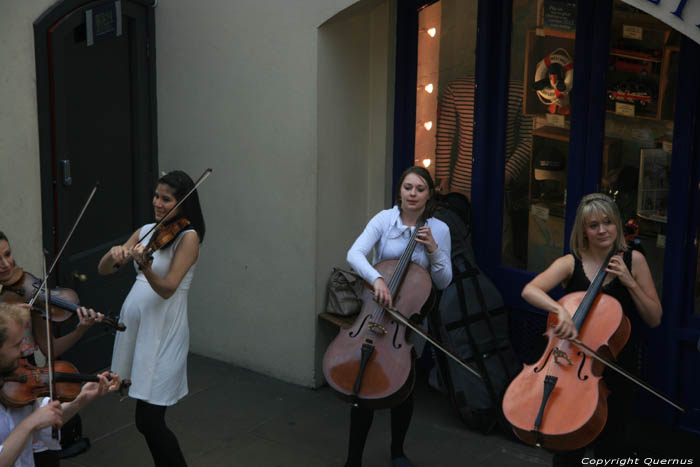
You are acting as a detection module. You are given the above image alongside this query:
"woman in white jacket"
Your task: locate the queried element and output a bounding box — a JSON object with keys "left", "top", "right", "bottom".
{"left": 344, "top": 166, "right": 452, "bottom": 467}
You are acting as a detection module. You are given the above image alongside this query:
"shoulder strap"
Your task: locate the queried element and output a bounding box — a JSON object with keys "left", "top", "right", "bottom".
{"left": 623, "top": 249, "right": 633, "bottom": 270}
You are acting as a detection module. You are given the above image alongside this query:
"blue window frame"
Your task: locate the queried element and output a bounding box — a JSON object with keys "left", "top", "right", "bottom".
{"left": 393, "top": 0, "right": 700, "bottom": 433}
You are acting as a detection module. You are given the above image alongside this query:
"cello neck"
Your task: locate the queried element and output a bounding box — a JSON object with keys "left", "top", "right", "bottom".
{"left": 572, "top": 248, "right": 617, "bottom": 331}
{"left": 387, "top": 219, "right": 424, "bottom": 297}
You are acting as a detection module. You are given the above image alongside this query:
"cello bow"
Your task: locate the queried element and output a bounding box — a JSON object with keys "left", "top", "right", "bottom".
{"left": 382, "top": 306, "right": 482, "bottom": 380}
{"left": 570, "top": 338, "right": 685, "bottom": 412}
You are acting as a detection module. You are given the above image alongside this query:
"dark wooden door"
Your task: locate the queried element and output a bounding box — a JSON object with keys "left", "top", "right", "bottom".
{"left": 35, "top": 0, "right": 157, "bottom": 372}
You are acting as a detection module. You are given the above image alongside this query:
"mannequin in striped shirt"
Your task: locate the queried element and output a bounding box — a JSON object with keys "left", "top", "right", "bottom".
{"left": 435, "top": 77, "right": 532, "bottom": 197}
{"left": 435, "top": 77, "right": 532, "bottom": 266}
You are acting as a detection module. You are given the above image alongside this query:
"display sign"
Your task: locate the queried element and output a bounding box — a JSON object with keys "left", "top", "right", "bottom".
{"left": 621, "top": 0, "right": 700, "bottom": 45}
{"left": 86, "top": 1, "right": 122, "bottom": 46}
{"left": 543, "top": 0, "right": 577, "bottom": 31}
{"left": 616, "top": 102, "right": 636, "bottom": 117}
{"left": 545, "top": 113, "right": 566, "bottom": 128}
{"left": 622, "top": 25, "right": 644, "bottom": 39}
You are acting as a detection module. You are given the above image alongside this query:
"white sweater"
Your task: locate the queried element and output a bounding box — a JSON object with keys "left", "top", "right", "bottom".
{"left": 346, "top": 206, "right": 452, "bottom": 290}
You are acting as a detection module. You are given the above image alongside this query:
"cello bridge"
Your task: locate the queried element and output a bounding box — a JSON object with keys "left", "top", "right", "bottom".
{"left": 368, "top": 322, "right": 387, "bottom": 335}
{"left": 552, "top": 347, "right": 573, "bottom": 366}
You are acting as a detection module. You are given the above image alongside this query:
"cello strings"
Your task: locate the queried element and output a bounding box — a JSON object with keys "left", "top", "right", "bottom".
{"left": 570, "top": 248, "right": 616, "bottom": 327}
{"left": 373, "top": 221, "right": 422, "bottom": 323}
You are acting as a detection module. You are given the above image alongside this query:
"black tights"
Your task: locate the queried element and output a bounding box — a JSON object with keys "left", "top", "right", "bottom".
{"left": 33, "top": 450, "right": 59, "bottom": 467}
{"left": 135, "top": 399, "right": 187, "bottom": 467}
{"left": 344, "top": 394, "right": 414, "bottom": 467}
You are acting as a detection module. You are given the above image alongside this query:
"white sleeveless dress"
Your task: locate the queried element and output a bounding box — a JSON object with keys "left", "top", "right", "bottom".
{"left": 110, "top": 223, "right": 197, "bottom": 406}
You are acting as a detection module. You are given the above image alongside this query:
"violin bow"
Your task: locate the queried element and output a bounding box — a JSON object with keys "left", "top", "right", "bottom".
{"left": 28, "top": 183, "right": 99, "bottom": 307}
{"left": 382, "top": 306, "right": 483, "bottom": 380}
{"left": 43, "top": 255, "right": 59, "bottom": 439}
{"left": 570, "top": 337, "right": 686, "bottom": 412}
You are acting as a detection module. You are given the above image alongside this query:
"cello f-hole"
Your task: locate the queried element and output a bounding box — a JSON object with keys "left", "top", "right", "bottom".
{"left": 391, "top": 320, "right": 402, "bottom": 349}
{"left": 577, "top": 351, "right": 589, "bottom": 381}
{"left": 534, "top": 348, "right": 554, "bottom": 373}
{"left": 349, "top": 315, "right": 370, "bottom": 338}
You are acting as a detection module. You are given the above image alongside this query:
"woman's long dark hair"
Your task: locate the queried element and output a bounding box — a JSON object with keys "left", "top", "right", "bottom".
{"left": 158, "top": 171, "right": 206, "bottom": 243}
{"left": 395, "top": 166, "right": 437, "bottom": 221}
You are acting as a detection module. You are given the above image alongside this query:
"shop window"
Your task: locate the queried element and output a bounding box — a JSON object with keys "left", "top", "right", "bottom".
{"left": 503, "top": 0, "right": 578, "bottom": 272}
{"left": 601, "top": 0, "right": 679, "bottom": 297}
{"left": 414, "top": 1, "right": 478, "bottom": 194}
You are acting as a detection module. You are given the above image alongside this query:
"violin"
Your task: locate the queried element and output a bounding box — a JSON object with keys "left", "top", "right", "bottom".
{"left": 0, "top": 268, "right": 126, "bottom": 332}
{"left": 141, "top": 217, "right": 191, "bottom": 263}
{"left": 0, "top": 359, "right": 130, "bottom": 408}
{"left": 115, "top": 217, "right": 191, "bottom": 270}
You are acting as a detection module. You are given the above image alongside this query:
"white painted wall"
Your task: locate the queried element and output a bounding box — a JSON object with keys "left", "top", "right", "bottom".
{"left": 315, "top": 0, "right": 396, "bottom": 383}
{"left": 0, "top": 0, "right": 54, "bottom": 273}
{"left": 155, "top": 0, "right": 396, "bottom": 386}
{"left": 0, "top": 0, "right": 396, "bottom": 388}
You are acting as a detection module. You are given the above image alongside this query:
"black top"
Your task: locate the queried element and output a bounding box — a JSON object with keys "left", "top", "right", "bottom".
{"left": 564, "top": 249, "right": 645, "bottom": 380}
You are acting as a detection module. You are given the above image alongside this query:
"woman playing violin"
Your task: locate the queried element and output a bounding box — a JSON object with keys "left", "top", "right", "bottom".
{"left": 1, "top": 231, "right": 105, "bottom": 466}
{"left": 0, "top": 302, "right": 121, "bottom": 467}
{"left": 343, "top": 166, "right": 451, "bottom": 467}
{"left": 0, "top": 231, "right": 103, "bottom": 369}
{"left": 98, "top": 170, "right": 205, "bottom": 467}
{"left": 521, "top": 193, "right": 662, "bottom": 465}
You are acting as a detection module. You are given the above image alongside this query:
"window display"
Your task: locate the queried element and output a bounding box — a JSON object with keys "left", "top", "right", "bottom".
{"left": 606, "top": 8, "right": 678, "bottom": 120}
{"left": 501, "top": 0, "right": 679, "bottom": 281}
{"left": 414, "top": 0, "right": 478, "bottom": 187}
{"left": 503, "top": 0, "right": 578, "bottom": 271}
{"left": 601, "top": 0, "right": 679, "bottom": 296}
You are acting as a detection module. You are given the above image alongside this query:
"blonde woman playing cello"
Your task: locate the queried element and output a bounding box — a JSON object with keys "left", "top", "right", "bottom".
{"left": 521, "top": 193, "right": 661, "bottom": 465}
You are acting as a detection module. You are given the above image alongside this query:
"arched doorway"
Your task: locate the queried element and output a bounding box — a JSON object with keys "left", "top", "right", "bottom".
{"left": 34, "top": 0, "right": 158, "bottom": 371}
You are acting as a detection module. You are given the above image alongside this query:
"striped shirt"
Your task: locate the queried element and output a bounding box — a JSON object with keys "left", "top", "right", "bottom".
{"left": 435, "top": 77, "right": 532, "bottom": 197}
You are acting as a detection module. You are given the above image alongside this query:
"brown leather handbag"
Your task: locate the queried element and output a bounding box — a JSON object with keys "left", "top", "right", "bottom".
{"left": 325, "top": 268, "right": 365, "bottom": 317}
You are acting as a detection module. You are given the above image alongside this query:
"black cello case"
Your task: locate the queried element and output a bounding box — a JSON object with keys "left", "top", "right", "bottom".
{"left": 429, "top": 193, "right": 521, "bottom": 434}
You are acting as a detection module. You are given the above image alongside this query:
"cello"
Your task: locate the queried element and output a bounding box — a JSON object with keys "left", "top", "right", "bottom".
{"left": 502, "top": 248, "right": 684, "bottom": 451}
{"left": 322, "top": 220, "right": 481, "bottom": 409}
{"left": 322, "top": 220, "right": 428, "bottom": 408}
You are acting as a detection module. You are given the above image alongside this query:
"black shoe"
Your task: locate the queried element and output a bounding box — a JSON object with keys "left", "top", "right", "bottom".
{"left": 57, "top": 437, "right": 91, "bottom": 459}
{"left": 391, "top": 456, "right": 414, "bottom": 467}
